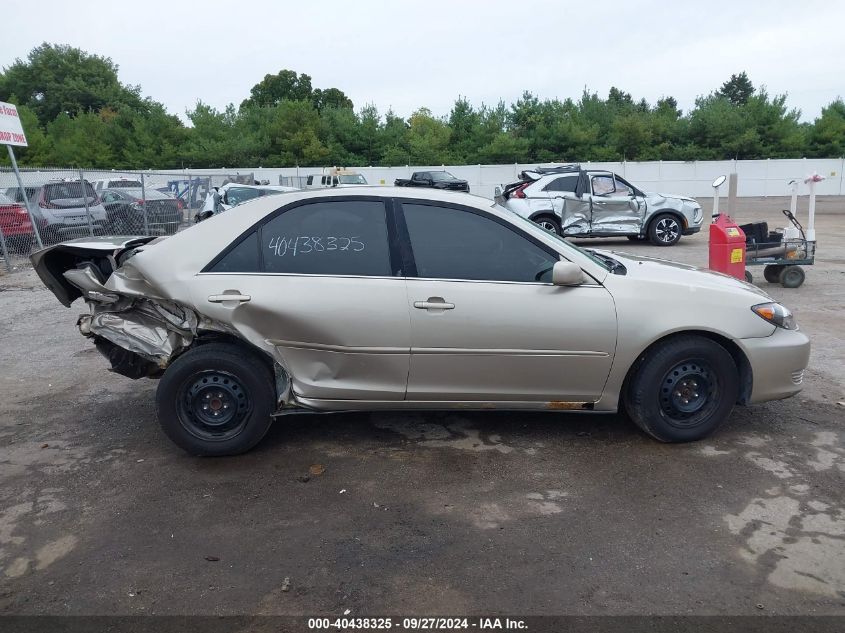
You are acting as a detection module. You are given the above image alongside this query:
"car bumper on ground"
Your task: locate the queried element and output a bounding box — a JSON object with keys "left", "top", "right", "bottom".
{"left": 740, "top": 327, "right": 811, "bottom": 404}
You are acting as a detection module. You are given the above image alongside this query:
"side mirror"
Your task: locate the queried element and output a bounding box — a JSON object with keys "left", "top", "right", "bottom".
{"left": 552, "top": 261, "right": 584, "bottom": 286}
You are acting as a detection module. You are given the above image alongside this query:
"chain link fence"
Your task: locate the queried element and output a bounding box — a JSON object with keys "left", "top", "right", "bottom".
{"left": 0, "top": 167, "right": 259, "bottom": 270}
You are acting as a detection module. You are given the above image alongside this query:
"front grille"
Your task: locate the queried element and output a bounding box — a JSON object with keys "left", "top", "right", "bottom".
{"left": 791, "top": 370, "right": 804, "bottom": 385}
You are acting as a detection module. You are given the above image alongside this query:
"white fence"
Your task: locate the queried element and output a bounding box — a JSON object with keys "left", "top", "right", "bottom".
{"left": 10, "top": 159, "right": 845, "bottom": 201}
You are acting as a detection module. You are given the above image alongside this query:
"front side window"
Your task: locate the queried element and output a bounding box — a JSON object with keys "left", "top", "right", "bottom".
{"left": 591, "top": 175, "right": 615, "bottom": 196}
{"left": 613, "top": 175, "right": 635, "bottom": 196}
{"left": 402, "top": 203, "right": 558, "bottom": 283}
{"left": 429, "top": 171, "right": 455, "bottom": 182}
{"left": 261, "top": 200, "right": 392, "bottom": 276}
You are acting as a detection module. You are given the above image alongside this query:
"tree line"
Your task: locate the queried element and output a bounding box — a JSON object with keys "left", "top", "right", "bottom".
{"left": 1, "top": 43, "right": 843, "bottom": 170}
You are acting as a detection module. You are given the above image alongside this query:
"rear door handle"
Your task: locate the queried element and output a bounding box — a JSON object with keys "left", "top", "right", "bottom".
{"left": 414, "top": 297, "right": 455, "bottom": 311}
{"left": 208, "top": 293, "right": 251, "bottom": 303}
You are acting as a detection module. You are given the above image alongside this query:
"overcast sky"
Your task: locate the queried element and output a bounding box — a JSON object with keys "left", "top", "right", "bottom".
{"left": 2, "top": 0, "right": 843, "bottom": 123}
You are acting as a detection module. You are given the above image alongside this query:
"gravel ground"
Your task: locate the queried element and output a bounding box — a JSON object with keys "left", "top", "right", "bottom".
{"left": 0, "top": 197, "right": 843, "bottom": 618}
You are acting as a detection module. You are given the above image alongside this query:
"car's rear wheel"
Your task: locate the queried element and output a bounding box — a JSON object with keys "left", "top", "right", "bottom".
{"left": 624, "top": 335, "right": 738, "bottom": 442}
{"left": 156, "top": 343, "right": 275, "bottom": 456}
{"left": 648, "top": 214, "right": 683, "bottom": 246}
{"left": 533, "top": 215, "right": 561, "bottom": 236}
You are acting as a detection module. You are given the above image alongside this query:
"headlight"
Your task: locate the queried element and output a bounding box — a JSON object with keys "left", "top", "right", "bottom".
{"left": 752, "top": 302, "right": 798, "bottom": 330}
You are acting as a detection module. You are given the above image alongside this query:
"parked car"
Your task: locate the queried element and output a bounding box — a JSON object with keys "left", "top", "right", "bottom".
{"left": 0, "top": 191, "right": 34, "bottom": 253}
{"left": 4, "top": 180, "right": 109, "bottom": 242}
{"left": 300, "top": 168, "right": 368, "bottom": 189}
{"left": 395, "top": 171, "right": 470, "bottom": 192}
{"left": 196, "top": 183, "right": 298, "bottom": 222}
{"left": 496, "top": 165, "right": 703, "bottom": 246}
{"left": 100, "top": 188, "right": 182, "bottom": 235}
{"left": 32, "top": 187, "right": 809, "bottom": 456}
{"left": 91, "top": 177, "right": 143, "bottom": 191}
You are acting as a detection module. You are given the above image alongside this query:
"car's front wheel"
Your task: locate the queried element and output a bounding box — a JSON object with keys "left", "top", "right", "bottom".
{"left": 648, "top": 214, "right": 683, "bottom": 246}
{"left": 624, "top": 335, "right": 738, "bottom": 442}
{"left": 156, "top": 343, "right": 275, "bottom": 456}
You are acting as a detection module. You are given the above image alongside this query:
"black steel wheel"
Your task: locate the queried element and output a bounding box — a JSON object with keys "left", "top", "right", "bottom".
{"left": 156, "top": 343, "right": 275, "bottom": 456}
{"left": 625, "top": 335, "right": 738, "bottom": 442}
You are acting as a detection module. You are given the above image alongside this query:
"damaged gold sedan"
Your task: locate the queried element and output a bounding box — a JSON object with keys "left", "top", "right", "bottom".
{"left": 33, "top": 188, "right": 810, "bottom": 455}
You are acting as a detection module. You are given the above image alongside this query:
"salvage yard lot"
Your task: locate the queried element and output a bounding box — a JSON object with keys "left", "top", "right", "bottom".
{"left": 0, "top": 197, "right": 843, "bottom": 615}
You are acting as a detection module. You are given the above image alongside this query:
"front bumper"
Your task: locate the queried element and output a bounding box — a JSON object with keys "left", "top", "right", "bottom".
{"left": 740, "top": 327, "right": 811, "bottom": 404}
{"left": 683, "top": 225, "right": 702, "bottom": 236}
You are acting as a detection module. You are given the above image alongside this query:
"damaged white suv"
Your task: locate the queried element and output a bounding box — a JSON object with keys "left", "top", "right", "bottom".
{"left": 496, "top": 165, "right": 704, "bottom": 246}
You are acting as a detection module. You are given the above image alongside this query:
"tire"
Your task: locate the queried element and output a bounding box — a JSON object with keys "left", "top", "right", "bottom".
{"left": 780, "top": 265, "right": 805, "bottom": 288}
{"left": 156, "top": 343, "right": 275, "bottom": 456}
{"left": 648, "top": 213, "right": 683, "bottom": 246}
{"left": 624, "top": 335, "right": 738, "bottom": 442}
{"left": 533, "top": 216, "right": 561, "bottom": 236}
{"left": 764, "top": 265, "right": 784, "bottom": 283}
{"left": 744, "top": 270, "right": 753, "bottom": 283}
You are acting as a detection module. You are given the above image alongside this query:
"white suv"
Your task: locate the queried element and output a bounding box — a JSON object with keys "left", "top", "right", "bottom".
{"left": 496, "top": 165, "right": 703, "bottom": 246}
{"left": 5, "top": 180, "right": 109, "bottom": 241}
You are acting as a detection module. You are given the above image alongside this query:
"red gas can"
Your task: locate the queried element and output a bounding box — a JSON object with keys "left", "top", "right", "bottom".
{"left": 709, "top": 214, "right": 746, "bottom": 280}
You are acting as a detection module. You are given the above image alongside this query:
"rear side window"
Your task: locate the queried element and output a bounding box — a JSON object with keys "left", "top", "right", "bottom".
{"left": 208, "top": 232, "right": 260, "bottom": 273}
{"left": 261, "top": 200, "right": 391, "bottom": 276}
{"left": 402, "top": 203, "right": 558, "bottom": 283}
{"left": 544, "top": 176, "right": 578, "bottom": 192}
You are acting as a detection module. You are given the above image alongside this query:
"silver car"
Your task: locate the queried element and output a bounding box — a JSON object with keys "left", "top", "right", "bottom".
{"left": 32, "top": 188, "right": 808, "bottom": 456}
{"left": 496, "top": 165, "right": 704, "bottom": 246}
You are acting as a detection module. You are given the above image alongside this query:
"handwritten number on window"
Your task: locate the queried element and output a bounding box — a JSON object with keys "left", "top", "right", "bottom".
{"left": 267, "top": 236, "right": 365, "bottom": 256}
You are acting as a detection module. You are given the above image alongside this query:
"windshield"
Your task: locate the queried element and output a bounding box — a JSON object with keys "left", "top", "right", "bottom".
{"left": 339, "top": 174, "right": 367, "bottom": 184}
{"left": 0, "top": 192, "right": 16, "bottom": 205}
{"left": 490, "top": 202, "right": 612, "bottom": 271}
{"left": 430, "top": 171, "right": 456, "bottom": 182}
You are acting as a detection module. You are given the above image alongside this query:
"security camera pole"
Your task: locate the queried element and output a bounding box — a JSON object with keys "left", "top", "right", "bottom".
{"left": 1, "top": 101, "right": 44, "bottom": 256}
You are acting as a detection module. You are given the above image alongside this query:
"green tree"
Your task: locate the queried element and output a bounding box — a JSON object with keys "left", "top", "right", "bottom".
{"left": 240, "top": 70, "right": 313, "bottom": 109}
{"left": 717, "top": 72, "right": 755, "bottom": 106}
{"left": 0, "top": 43, "right": 145, "bottom": 127}
{"left": 808, "top": 99, "right": 845, "bottom": 157}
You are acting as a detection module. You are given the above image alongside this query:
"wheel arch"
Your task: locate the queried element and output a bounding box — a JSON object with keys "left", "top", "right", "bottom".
{"left": 529, "top": 210, "right": 560, "bottom": 222}
{"left": 618, "top": 329, "right": 753, "bottom": 411}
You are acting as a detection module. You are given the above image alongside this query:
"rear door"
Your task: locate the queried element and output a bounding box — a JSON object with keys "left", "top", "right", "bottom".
{"left": 544, "top": 174, "right": 592, "bottom": 235}
{"left": 588, "top": 173, "right": 642, "bottom": 235}
{"left": 192, "top": 197, "right": 411, "bottom": 402}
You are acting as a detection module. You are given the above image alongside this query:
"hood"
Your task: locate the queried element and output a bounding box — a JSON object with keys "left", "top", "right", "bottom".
{"left": 647, "top": 192, "right": 699, "bottom": 205}
{"left": 596, "top": 249, "right": 772, "bottom": 300}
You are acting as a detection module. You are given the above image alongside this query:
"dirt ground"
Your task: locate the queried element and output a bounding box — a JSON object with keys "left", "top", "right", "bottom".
{"left": 0, "top": 196, "right": 843, "bottom": 618}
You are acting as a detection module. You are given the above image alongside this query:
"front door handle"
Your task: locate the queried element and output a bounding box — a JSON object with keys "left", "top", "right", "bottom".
{"left": 414, "top": 297, "right": 455, "bottom": 311}
{"left": 208, "top": 293, "right": 251, "bottom": 303}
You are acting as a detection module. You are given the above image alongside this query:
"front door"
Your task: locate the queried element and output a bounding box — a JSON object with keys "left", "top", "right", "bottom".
{"left": 589, "top": 173, "right": 643, "bottom": 235}
{"left": 398, "top": 200, "right": 617, "bottom": 402}
{"left": 192, "top": 198, "right": 410, "bottom": 401}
